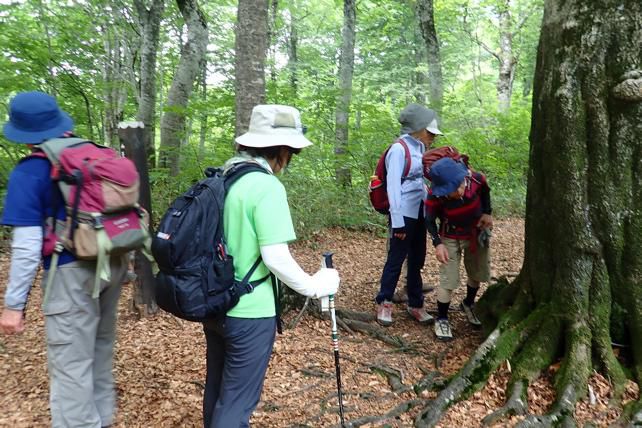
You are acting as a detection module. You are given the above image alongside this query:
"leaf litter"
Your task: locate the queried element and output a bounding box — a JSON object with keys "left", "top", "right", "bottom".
{"left": 0, "top": 219, "right": 637, "bottom": 427}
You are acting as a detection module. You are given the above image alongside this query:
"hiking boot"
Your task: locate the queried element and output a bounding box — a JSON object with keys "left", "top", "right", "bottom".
{"left": 377, "top": 301, "right": 393, "bottom": 326}
{"left": 460, "top": 301, "right": 481, "bottom": 327}
{"left": 434, "top": 318, "right": 453, "bottom": 341}
{"left": 407, "top": 306, "right": 434, "bottom": 324}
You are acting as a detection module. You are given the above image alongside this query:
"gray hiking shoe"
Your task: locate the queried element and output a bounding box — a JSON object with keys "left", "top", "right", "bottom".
{"left": 460, "top": 301, "right": 481, "bottom": 327}
{"left": 377, "top": 301, "right": 393, "bottom": 326}
{"left": 407, "top": 306, "right": 434, "bottom": 324}
{"left": 434, "top": 318, "right": 453, "bottom": 341}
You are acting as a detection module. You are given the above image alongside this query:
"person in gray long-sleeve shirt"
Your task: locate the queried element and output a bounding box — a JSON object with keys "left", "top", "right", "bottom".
{"left": 0, "top": 91, "right": 127, "bottom": 428}
{"left": 375, "top": 104, "right": 443, "bottom": 326}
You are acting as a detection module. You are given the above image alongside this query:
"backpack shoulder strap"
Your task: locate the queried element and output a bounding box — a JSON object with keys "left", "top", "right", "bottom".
{"left": 37, "top": 138, "right": 91, "bottom": 164}
{"left": 396, "top": 137, "right": 412, "bottom": 179}
{"left": 223, "top": 161, "right": 270, "bottom": 192}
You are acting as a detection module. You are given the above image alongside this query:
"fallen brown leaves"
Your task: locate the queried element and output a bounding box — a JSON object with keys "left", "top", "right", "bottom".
{"left": 0, "top": 219, "right": 638, "bottom": 427}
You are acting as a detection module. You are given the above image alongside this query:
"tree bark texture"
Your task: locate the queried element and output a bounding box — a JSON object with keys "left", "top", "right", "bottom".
{"left": 134, "top": 0, "right": 165, "bottom": 170}
{"left": 496, "top": 0, "right": 516, "bottom": 113}
{"left": 101, "top": 16, "right": 130, "bottom": 148}
{"left": 334, "top": 0, "right": 356, "bottom": 187}
{"left": 417, "top": 1, "right": 642, "bottom": 426}
{"left": 159, "top": 0, "right": 207, "bottom": 176}
{"left": 416, "top": 0, "right": 443, "bottom": 114}
{"left": 287, "top": 3, "right": 299, "bottom": 101}
{"left": 234, "top": 0, "right": 268, "bottom": 136}
{"left": 118, "top": 122, "right": 158, "bottom": 316}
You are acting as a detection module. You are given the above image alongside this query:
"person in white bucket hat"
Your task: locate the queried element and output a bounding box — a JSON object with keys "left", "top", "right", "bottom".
{"left": 201, "top": 104, "right": 340, "bottom": 428}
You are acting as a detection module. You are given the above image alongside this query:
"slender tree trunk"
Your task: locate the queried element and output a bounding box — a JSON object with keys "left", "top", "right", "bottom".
{"left": 36, "top": 0, "right": 57, "bottom": 94}
{"left": 416, "top": 0, "right": 443, "bottom": 114}
{"left": 334, "top": 0, "right": 356, "bottom": 187}
{"left": 134, "top": 0, "right": 165, "bottom": 170}
{"left": 413, "top": 28, "right": 427, "bottom": 105}
{"left": 416, "top": 1, "right": 642, "bottom": 426}
{"left": 198, "top": 62, "right": 207, "bottom": 161}
{"left": 496, "top": 0, "right": 516, "bottom": 113}
{"left": 286, "top": 3, "right": 299, "bottom": 101}
{"left": 159, "top": 0, "right": 208, "bottom": 176}
{"left": 267, "top": 0, "right": 279, "bottom": 84}
{"left": 234, "top": 0, "right": 268, "bottom": 136}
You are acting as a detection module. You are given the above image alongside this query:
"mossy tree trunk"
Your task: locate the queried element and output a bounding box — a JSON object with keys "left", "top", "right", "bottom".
{"left": 416, "top": 1, "right": 642, "bottom": 426}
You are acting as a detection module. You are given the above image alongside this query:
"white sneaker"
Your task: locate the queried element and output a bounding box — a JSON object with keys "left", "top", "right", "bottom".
{"left": 377, "top": 301, "right": 393, "bottom": 326}
{"left": 434, "top": 318, "right": 453, "bottom": 341}
{"left": 460, "top": 301, "right": 481, "bottom": 327}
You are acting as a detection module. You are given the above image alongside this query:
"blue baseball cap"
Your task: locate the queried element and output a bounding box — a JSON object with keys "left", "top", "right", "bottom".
{"left": 3, "top": 91, "right": 74, "bottom": 144}
{"left": 429, "top": 157, "right": 468, "bottom": 197}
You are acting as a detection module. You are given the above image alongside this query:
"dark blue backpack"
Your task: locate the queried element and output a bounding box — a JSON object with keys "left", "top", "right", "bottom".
{"left": 152, "top": 162, "right": 275, "bottom": 322}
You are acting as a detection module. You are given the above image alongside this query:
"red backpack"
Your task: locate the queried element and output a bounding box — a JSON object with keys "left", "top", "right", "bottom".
{"left": 368, "top": 138, "right": 411, "bottom": 214}
{"left": 422, "top": 145, "right": 471, "bottom": 179}
{"left": 31, "top": 137, "right": 151, "bottom": 300}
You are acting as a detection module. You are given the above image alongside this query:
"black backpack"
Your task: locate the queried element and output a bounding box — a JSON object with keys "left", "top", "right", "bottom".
{"left": 152, "top": 162, "right": 277, "bottom": 322}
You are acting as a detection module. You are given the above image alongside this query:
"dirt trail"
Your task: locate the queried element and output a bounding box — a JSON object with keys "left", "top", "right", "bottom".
{"left": 0, "top": 219, "right": 636, "bottom": 427}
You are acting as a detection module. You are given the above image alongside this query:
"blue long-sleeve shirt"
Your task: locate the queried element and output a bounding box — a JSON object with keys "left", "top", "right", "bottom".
{"left": 385, "top": 134, "right": 427, "bottom": 228}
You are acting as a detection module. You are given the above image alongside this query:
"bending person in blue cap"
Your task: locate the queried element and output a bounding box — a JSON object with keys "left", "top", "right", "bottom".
{"left": 0, "top": 91, "right": 127, "bottom": 427}
{"left": 425, "top": 157, "right": 493, "bottom": 341}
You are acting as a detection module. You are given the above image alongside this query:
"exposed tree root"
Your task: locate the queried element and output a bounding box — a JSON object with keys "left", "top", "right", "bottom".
{"left": 484, "top": 380, "right": 528, "bottom": 425}
{"left": 590, "top": 258, "right": 628, "bottom": 397}
{"left": 413, "top": 371, "right": 445, "bottom": 395}
{"left": 335, "top": 308, "right": 375, "bottom": 323}
{"left": 370, "top": 364, "right": 411, "bottom": 393}
{"left": 340, "top": 318, "right": 410, "bottom": 348}
{"left": 483, "top": 315, "right": 562, "bottom": 426}
{"left": 288, "top": 297, "right": 311, "bottom": 329}
{"left": 415, "top": 300, "right": 544, "bottom": 427}
{"left": 338, "top": 399, "right": 425, "bottom": 428}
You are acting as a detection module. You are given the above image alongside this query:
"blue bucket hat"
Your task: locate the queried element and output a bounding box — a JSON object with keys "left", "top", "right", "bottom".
{"left": 3, "top": 91, "right": 74, "bottom": 144}
{"left": 429, "top": 157, "right": 468, "bottom": 197}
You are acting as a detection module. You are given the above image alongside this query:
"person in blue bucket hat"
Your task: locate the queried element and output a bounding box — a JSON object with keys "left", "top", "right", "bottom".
{"left": 425, "top": 157, "right": 493, "bottom": 341}
{"left": 0, "top": 91, "right": 127, "bottom": 427}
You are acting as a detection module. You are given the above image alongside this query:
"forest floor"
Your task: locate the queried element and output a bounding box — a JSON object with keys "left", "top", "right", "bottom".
{"left": 0, "top": 218, "right": 638, "bottom": 427}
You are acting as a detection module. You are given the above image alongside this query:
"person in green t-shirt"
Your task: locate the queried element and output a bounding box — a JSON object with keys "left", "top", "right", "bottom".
{"left": 202, "top": 105, "right": 341, "bottom": 428}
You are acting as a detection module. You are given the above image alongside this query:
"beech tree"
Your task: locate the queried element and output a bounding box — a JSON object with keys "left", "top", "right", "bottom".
{"left": 234, "top": 0, "right": 268, "bottom": 136}
{"left": 134, "top": 0, "right": 165, "bottom": 169}
{"left": 415, "top": 0, "right": 443, "bottom": 114}
{"left": 334, "top": 0, "right": 356, "bottom": 186}
{"left": 158, "top": 0, "right": 208, "bottom": 175}
{"left": 416, "top": 0, "right": 642, "bottom": 426}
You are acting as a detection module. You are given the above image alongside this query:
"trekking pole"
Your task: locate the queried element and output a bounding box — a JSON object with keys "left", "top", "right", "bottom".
{"left": 321, "top": 251, "right": 346, "bottom": 427}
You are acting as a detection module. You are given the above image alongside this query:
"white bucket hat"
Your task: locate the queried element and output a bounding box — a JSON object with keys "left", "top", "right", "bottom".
{"left": 235, "top": 105, "right": 313, "bottom": 149}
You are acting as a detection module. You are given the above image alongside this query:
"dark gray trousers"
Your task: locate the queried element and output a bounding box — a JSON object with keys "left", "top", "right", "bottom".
{"left": 203, "top": 316, "right": 277, "bottom": 428}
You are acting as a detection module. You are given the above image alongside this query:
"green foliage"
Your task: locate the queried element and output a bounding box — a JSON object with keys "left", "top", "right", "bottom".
{"left": 0, "top": 0, "right": 542, "bottom": 233}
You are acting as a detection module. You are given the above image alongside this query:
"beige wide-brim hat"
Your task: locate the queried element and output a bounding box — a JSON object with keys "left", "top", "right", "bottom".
{"left": 235, "top": 105, "right": 313, "bottom": 149}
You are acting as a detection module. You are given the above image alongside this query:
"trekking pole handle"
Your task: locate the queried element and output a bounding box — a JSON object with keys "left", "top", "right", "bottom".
{"left": 320, "top": 252, "right": 334, "bottom": 313}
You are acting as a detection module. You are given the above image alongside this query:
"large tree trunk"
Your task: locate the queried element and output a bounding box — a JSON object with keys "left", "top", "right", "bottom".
{"left": 416, "top": 1, "right": 642, "bottom": 426}
{"left": 334, "top": 0, "right": 356, "bottom": 187}
{"left": 159, "top": 0, "right": 207, "bottom": 176}
{"left": 234, "top": 0, "right": 268, "bottom": 136}
{"left": 134, "top": 0, "right": 165, "bottom": 170}
{"left": 416, "top": 0, "right": 443, "bottom": 114}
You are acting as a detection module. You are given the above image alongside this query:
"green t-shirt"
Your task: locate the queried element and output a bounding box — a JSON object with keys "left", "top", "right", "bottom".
{"left": 224, "top": 165, "right": 296, "bottom": 318}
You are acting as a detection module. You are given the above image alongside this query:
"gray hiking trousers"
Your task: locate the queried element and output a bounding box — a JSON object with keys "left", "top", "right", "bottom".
{"left": 42, "top": 256, "right": 127, "bottom": 428}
